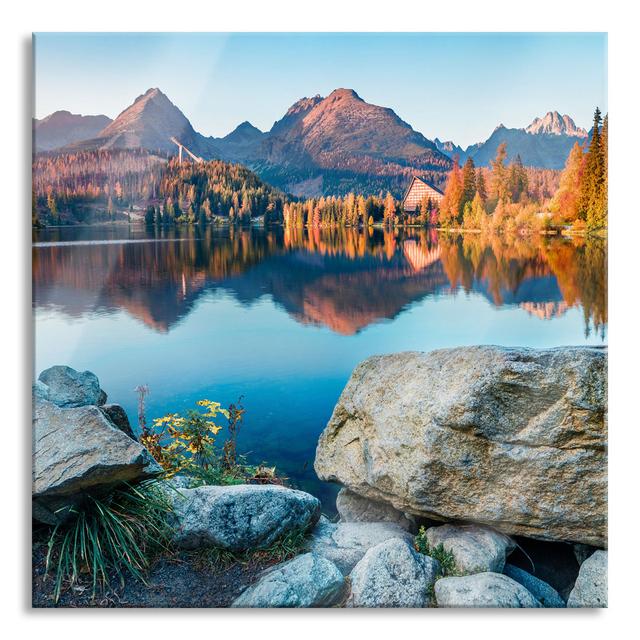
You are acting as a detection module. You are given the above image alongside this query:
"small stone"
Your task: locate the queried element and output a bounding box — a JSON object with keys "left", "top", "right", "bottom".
{"left": 231, "top": 553, "right": 345, "bottom": 607}
{"left": 348, "top": 538, "right": 440, "bottom": 608}
{"left": 567, "top": 550, "right": 607, "bottom": 608}
{"left": 435, "top": 572, "right": 541, "bottom": 608}
{"left": 308, "top": 516, "right": 413, "bottom": 574}
{"left": 503, "top": 564, "right": 565, "bottom": 607}
{"left": 426, "top": 524, "right": 514, "bottom": 574}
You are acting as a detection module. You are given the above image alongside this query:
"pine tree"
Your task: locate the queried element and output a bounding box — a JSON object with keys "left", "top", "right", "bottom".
{"left": 579, "top": 107, "right": 605, "bottom": 228}
{"left": 476, "top": 168, "right": 487, "bottom": 203}
{"left": 490, "top": 142, "right": 510, "bottom": 204}
{"left": 461, "top": 157, "right": 477, "bottom": 212}
{"left": 507, "top": 154, "right": 528, "bottom": 203}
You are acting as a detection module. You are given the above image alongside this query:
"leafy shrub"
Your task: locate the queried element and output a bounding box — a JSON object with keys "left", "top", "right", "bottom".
{"left": 414, "top": 526, "right": 457, "bottom": 576}
{"left": 45, "top": 480, "right": 173, "bottom": 602}
{"left": 139, "top": 395, "right": 284, "bottom": 486}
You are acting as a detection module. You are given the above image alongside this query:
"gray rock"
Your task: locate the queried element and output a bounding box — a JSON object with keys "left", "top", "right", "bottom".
{"left": 171, "top": 484, "right": 320, "bottom": 551}
{"left": 32, "top": 398, "right": 159, "bottom": 524}
{"left": 100, "top": 404, "right": 136, "bottom": 440}
{"left": 38, "top": 365, "right": 107, "bottom": 407}
{"left": 308, "top": 516, "right": 413, "bottom": 574}
{"left": 348, "top": 538, "right": 440, "bottom": 608}
{"left": 231, "top": 553, "right": 345, "bottom": 607}
{"left": 435, "top": 572, "right": 541, "bottom": 608}
{"left": 503, "top": 564, "right": 565, "bottom": 608}
{"left": 573, "top": 543, "right": 597, "bottom": 566}
{"left": 426, "top": 524, "right": 514, "bottom": 574}
{"left": 336, "top": 488, "right": 416, "bottom": 532}
{"left": 315, "top": 346, "right": 607, "bottom": 546}
{"left": 567, "top": 550, "right": 607, "bottom": 608}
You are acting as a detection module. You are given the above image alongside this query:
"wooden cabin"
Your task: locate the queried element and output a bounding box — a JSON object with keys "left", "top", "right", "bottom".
{"left": 402, "top": 176, "right": 444, "bottom": 213}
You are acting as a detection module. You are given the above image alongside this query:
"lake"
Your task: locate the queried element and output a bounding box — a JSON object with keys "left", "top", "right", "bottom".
{"left": 33, "top": 225, "right": 607, "bottom": 511}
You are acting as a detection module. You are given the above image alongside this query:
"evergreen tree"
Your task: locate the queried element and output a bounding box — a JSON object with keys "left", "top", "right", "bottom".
{"left": 461, "top": 157, "right": 477, "bottom": 212}
{"left": 579, "top": 107, "right": 606, "bottom": 229}
{"left": 508, "top": 155, "right": 528, "bottom": 203}
{"left": 144, "top": 205, "right": 155, "bottom": 225}
{"left": 476, "top": 168, "right": 487, "bottom": 203}
{"left": 490, "top": 142, "right": 510, "bottom": 204}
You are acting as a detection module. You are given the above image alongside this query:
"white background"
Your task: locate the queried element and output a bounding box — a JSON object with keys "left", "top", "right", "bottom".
{"left": 2, "top": 0, "right": 639, "bottom": 635}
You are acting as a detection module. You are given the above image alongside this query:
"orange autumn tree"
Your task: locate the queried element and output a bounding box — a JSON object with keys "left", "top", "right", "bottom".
{"left": 551, "top": 142, "right": 586, "bottom": 223}
{"left": 439, "top": 160, "right": 463, "bottom": 227}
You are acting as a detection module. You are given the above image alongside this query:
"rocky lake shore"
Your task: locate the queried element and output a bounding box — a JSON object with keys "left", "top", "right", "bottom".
{"left": 32, "top": 345, "right": 607, "bottom": 608}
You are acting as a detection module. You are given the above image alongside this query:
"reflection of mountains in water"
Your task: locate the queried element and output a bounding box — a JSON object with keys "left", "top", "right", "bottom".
{"left": 32, "top": 228, "right": 605, "bottom": 335}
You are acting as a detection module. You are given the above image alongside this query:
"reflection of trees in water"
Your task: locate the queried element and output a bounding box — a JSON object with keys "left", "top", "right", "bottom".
{"left": 33, "top": 226, "right": 606, "bottom": 336}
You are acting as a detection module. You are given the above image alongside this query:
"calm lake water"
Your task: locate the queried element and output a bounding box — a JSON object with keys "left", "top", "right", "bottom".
{"left": 33, "top": 225, "right": 607, "bottom": 511}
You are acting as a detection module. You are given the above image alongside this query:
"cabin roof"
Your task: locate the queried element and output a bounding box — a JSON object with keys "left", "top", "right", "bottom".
{"left": 402, "top": 176, "right": 444, "bottom": 203}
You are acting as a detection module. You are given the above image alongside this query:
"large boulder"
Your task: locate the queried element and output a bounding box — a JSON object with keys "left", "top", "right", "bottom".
{"left": 567, "top": 550, "right": 607, "bottom": 608}
{"left": 347, "top": 538, "right": 440, "bottom": 608}
{"left": 425, "top": 524, "right": 514, "bottom": 574}
{"left": 503, "top": 564, "right": 565, "bottom": 608}
{"left": 33, "top": 398, "right": 158, "bottom": 523}
{"left": 336, "top": 488, "right": 415, "bottom": 531}
{"left": 435, "top": 572, "right": 541, "bottom": 608}
{"left": 308, "top": 516, "right": 413, "bottom": 575}
{"left": 37, "top": 365, "right": 107, "bottom": 407}
{"left": 231, "top": 553, "right": 345, "bottom": 608}
{"left": 170, "top": 484, "right": 320, "bottom": 551}
{"left": 315, "top": 346, "right": 606, "bottom": 546}
{"left": 100, "top": 404, "right": 136, "bottom": 440}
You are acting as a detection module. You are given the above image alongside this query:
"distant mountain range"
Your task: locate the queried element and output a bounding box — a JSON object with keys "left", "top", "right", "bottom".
{"left": 33, "top": 111, "right": 113, "bottom": 151}
{"left": 433, "top": 112, "right": 589, "bottom": 169}
{"left": 35, "top": 89, "right": 593, "bottom": 193}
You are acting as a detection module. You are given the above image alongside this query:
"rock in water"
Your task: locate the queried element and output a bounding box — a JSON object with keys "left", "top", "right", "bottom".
{"left": 567, "top": 550, "right": 607, "bottom": 607}
{"left": 315, "top": 346, "right": 606, "bottom": 546}
{"left": 348, "top": 538, "right": 440, "bottom": 608}
{"left": 435, "top": 572, "right": 541, "bottom": 608}
{"left": 503, "top": 564, "right": 565, "bottom": 608}
{"left": 171, "top": 484, "right": 320, "bottom": 551}
{"left": 308, "top": 516, "right": 413, "bottom": 574}
{"left": 425, "top": 524, "right": 514, "bottom": 574}
{"left": 336, "top": 488, "right": 416, "bottom": 531}
{"left": 32, "top": 398, "right": 158, "bottom": 523}
{"left": 231, "top": 553, "right": 345, "bottom": 608}
{"left": 38, "top": 365, "right": 107, "bottom": 407}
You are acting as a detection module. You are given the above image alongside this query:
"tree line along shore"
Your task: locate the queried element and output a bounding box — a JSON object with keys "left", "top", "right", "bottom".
{"left": 32, "top": 109, "right": 607, "bottom": 235}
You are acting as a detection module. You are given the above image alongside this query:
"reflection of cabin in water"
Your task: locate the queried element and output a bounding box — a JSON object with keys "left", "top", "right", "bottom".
{"left": 402, "top": 177, "right": 445, "bottom": 212}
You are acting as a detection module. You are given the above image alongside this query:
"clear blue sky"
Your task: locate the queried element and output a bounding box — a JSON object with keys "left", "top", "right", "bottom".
{"left": 34, "top": 33, "right": 607, "bottom": 148}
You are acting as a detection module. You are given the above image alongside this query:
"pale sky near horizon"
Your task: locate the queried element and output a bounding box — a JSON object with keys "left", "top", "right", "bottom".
{"left": 34, "top": 33, "right": 607, "bottom": 148}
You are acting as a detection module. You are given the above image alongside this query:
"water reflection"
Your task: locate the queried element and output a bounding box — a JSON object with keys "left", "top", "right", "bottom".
{"left": 33, "top": 225, "right": 607, "bottom": 338}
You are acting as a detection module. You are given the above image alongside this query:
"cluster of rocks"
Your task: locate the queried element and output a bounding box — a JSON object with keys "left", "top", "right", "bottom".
{"left": 32, "top": 345, "right": 608, "bottom": 608}
{"left": 32, "top": 366, "right": 159, "bottom": 524}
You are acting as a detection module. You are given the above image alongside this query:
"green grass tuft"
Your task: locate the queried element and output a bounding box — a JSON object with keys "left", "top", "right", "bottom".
{"left": 44, "top": 479, "right": 173, "bottom": 602}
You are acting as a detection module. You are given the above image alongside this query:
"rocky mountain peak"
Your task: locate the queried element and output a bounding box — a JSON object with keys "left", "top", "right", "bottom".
{"left": 525, "top": 111, "right": 588, "bottom": 137}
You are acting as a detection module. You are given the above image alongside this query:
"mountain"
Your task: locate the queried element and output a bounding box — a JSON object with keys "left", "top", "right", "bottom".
{"left": 242, "top": 88, "right": 452, "bottom": 196}
{"left": 525, "top": 111, "right": 588, "bottom": 137}
{"left": 468, "top": 113, "right": 588, "bottom": 170}
{"left": 433, "top": 138, "right": 467, "bottom": 162}
{"left": 33, "top": 111, "right": 112, "bottom": 151}
{"left": 213, "top": 121, "right": 265, "bottom": 163}
{"left": 65, "top": 88, "right": 219, "bottom": 157}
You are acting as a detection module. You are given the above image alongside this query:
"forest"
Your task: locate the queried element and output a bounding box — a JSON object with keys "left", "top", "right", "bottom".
{"left": 435, "top": 108, "right": 608, "bottom": 233}
{"left": 32, "top": 108, "right": 607, "bottom": 234}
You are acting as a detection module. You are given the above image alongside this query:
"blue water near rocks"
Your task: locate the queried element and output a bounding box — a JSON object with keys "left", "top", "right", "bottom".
{"left": 33, "top": 225, "right": 606, "bottom": 510}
